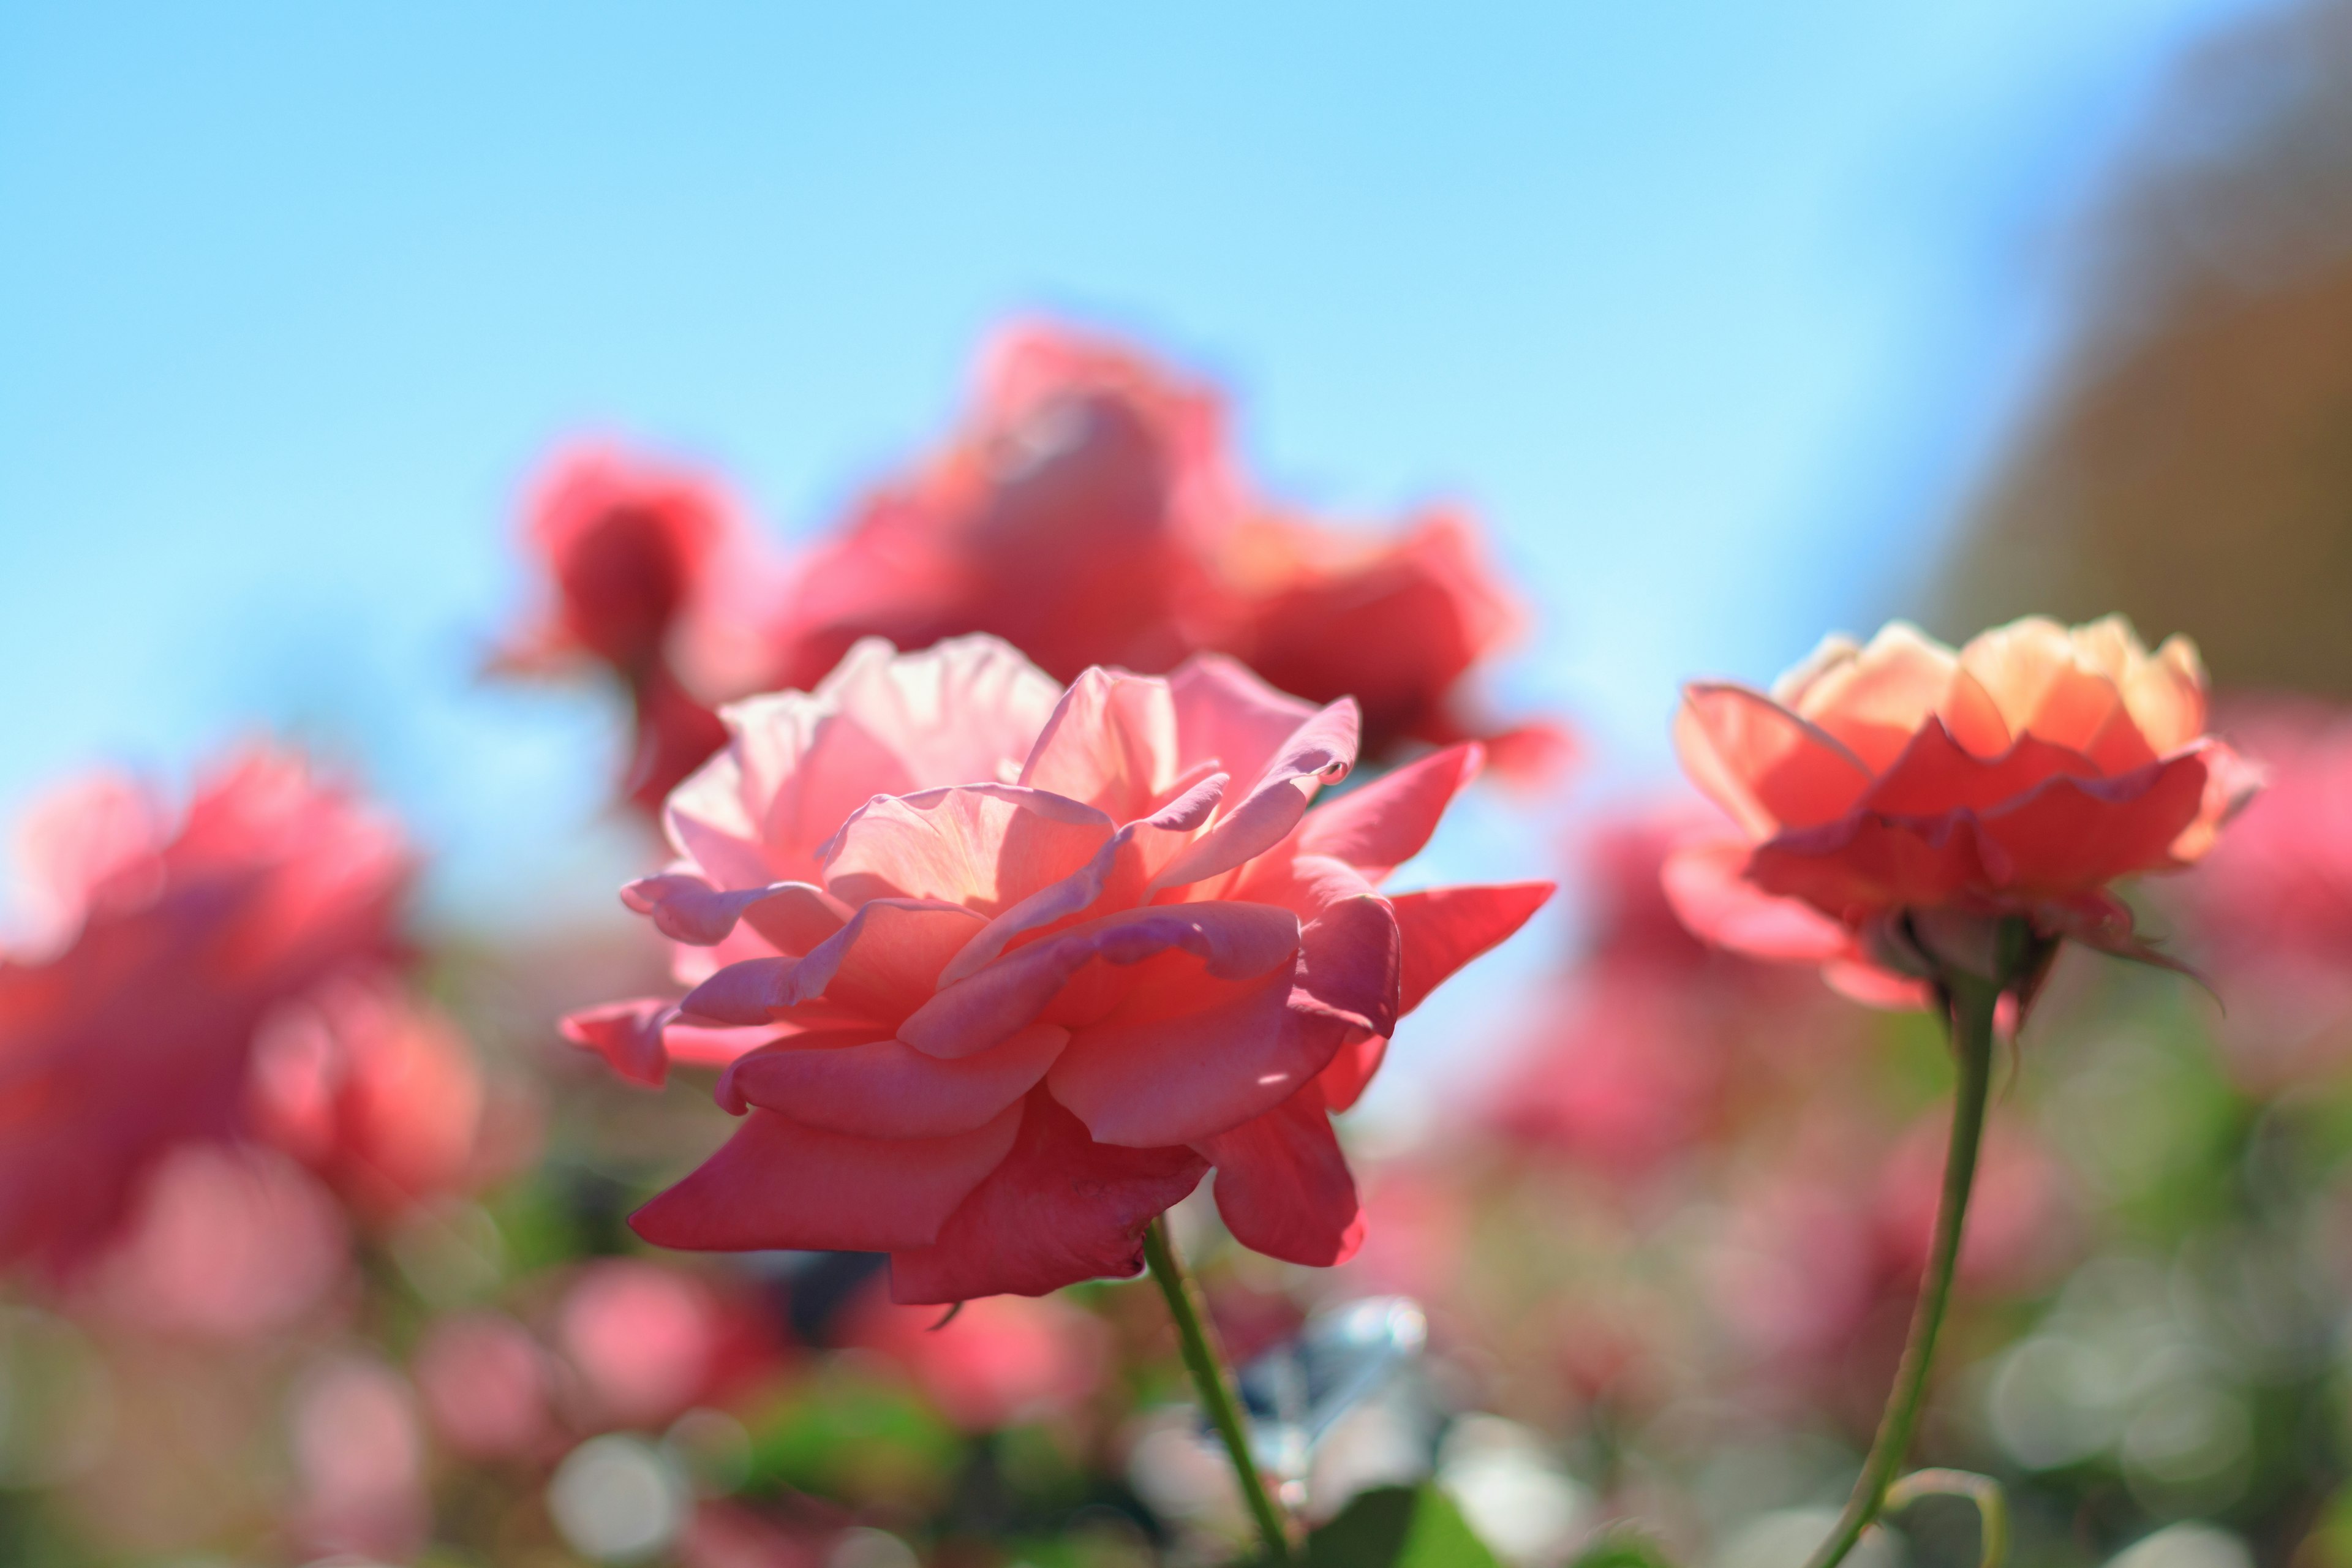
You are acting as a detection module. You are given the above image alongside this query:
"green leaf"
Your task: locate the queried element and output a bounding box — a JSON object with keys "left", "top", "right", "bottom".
{"left": 1570, "top": 1530, "right": 1683, "bottom": 1568}
{"left": 1305, "top": 1484, "right": 1502, "bottom": 1568}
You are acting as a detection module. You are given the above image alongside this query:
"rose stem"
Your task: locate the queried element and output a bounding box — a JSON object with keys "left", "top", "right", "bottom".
{"left": 1144, "top": 1215, "right": 1295, "bottom": 1564}
{"left": 1803, "top": 965, "right": 2000, "bottom": 1568}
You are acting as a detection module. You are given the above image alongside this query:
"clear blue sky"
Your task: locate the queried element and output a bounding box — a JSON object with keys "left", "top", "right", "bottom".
{"left": 0, "top": 0, "right": 2255, "bottom": 959}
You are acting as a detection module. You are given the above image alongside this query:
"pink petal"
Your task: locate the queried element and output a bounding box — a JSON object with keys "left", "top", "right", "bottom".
{"left": 1016, "top": 668, "right": 1183, "bottom": 822}
{"left": 936, "top": 774, "right": 1227, "bottom": 989}
{"left": 1167, "top": 654, "right": 1323, "bottom": 798}
{"left": 1196, "top": 1088, "right": 1363, "bottom": 1267}
{"left": 823, "top": 784, "right": 1113, "bottom": 914}
{"left": 1392, "top": 881, "right": 1555, "bottom": 1016}
{"left": 1978, "top": 752, "right": 2212, "bottom": 895}
{"left": 1659, "top": 840, "right": 1855, "bottom": 963}
{"left": 1295, "top": 743, "right": 1483, "bottom": 881}
{"left": 629, "top": 1101, "right": 1023, "bottom": 1253}
{"left": 678, "top": 899, "right": 986, "bottom": 1026}
{"left": 1823, "top": 960, "right": 1934, "bottom": 1010}
{"left": 620, "top": 874, "right": 850, "bottom": 950}
{"left": 718, "top": 1023, "right": 1069, "bottom": 1137}
{"left": 1792, "top": 623, "right": 2012, "bottom": 769}
{"left": 1316, "top": 1035, "right": 1388, "bottom": 1114}
{"left": 1146, "top": 698, "right": 1360, "bottom": 892}
{"left": 1857, "top": 719, "right": 2102, "bottom": 819}
{"left": 1047, "top": 965, "right": 1341, "bottom": 1147}
{"left": 899, "top": 902, "right": 1301, "bottom": 1059}
{"left": 1746, "top": 812, "right": 2004, "bottom": 919}
{"left": 886, "top": 1092, "right": 1206, "bottom": 1303}
{"left": 560, "top": 999, "right": 676, "bottom": 1088}
{"left": 1676, "top": 684, "right": 1873, "bottom": 837}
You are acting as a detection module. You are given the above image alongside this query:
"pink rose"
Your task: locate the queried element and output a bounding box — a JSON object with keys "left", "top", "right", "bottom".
{"left": 497, "top": 445, "right": 783, "bottom": 812}
{"left": 567, "top": 635, "right": 1550, "bottom": 1302}
{"left": 0, "top": 747, "right": 408, "bottom": 1273}
{"left": 768, "top": 322, "right": 1564, "bottom": 777}
{"left": 1666, "top": 616, "right": 2256, "bottom": 1000}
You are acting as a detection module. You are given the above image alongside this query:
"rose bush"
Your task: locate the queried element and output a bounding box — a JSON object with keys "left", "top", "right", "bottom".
{"left": 1664, "top": 615, "right": 2258, "bottom": 1000}
{"left": 567, "top": 635, "right": 1550, "bottom": 1302}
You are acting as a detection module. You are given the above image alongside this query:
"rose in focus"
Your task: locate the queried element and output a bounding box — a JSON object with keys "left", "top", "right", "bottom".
{"left": 567, "top": 635, "right": 1550, "bottom": 1302}
{"left": 1665, "top": 615, "right": 2257, "bottom": 1000}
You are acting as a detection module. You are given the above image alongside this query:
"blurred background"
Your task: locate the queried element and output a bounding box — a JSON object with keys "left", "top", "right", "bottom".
{"left": 7, "top": 2, "right": 2352, "bottom": 1566}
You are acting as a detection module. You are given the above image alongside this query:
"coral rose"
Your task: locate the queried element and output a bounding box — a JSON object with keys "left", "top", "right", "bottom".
{"left": 1665, "top": 616, "right": 2257, "bottom": 1001}
{"left": 768, "top": 322, "right": 1564, "bottom": 777}
{"left": 497, "top": 444, "right": 783, "bottom": 812}
{"left": 565, "top": 635, "right": 1550, "bottom": 1302}
{"left": 0, "top": 747, "right": 409, "bottom": 1273}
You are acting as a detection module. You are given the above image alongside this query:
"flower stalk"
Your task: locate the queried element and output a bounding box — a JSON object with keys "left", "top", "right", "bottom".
{"left": 1144, "top": 1215, "right": 1295, "bottom": 1564}
{"left": 1802, "top": 955, "right": 2004, "bottom": 1568}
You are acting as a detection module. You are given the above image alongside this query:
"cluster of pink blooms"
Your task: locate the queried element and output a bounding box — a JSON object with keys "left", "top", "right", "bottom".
{"left": 497, "top": 323, "right": 1567, "bottom": 813}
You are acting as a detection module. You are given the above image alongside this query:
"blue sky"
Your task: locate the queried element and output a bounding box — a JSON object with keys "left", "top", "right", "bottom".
{"left": 0, "top": 2, "right": 2262, "bottom": 1100}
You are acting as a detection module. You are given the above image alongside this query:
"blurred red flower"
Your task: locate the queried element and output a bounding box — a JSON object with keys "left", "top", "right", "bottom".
{"left": 845, "top": 1283, "right": 1110, "bottom": 1431}
{"left": 568, "top": 635, "right": 1550, "bottom": 1300}
{"left": 769, "top": 322, "right": 1564, "bottom": 778}
{"left": 497, "top": 445, "right": 784, "bottom": 813}
{"left": 2172, "top": 699, "right": 2352, "bottom": 1087}
{"left": 247, "top": 975, "right": 508, "bottom": 1224}
{"left": 1487, "top": 809, "right": 1853, "bottom": 1175}
{"left": 1666, "top": 616, "right": 2256, "bottom": 1001}
{"left": 0, "top": 748, "right": 408, "bottom": 1273}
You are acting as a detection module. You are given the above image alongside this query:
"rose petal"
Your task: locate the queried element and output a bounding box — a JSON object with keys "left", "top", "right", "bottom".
{"left": 1978, "top": 752, "right": 2213, "bottom": 894}
{"left": 1294, "top": 742, "right": 1483, "bottom": 881}
{"left": 1659, "top": 840, "right": 1855, "bottom": 962}
{"left": 1676, "top": 684, "right": 1872, "bottom": 837}
{"left": 1856, "top": 718, "right": 2103, "bottom": 819}
{"left": 718, "top": 1023, "right": 1069, "bottom": 1137}
{"left": 899, "top": 902, "right": 1302, "bottom": 1059}
{"left": 822, "top": 784, "right": 1114, "bottom": 915}
{"left": 1392, "top": 881, "right": 1555, "bottom": 1016}
{"left": 1145, "top": 698, "right": 1360, "bottom": 892}
{"left": 560, "top": 998, "right": 676, "bottom": 1088}
{"left": 621, "top": 874, "right": 850, "bottom": 950}
{"left": 886, "top": 1092, "right": 1206, "bottom": 1303}
{"left": 1017, "top": 668, "right": 1183, "bottom": 822}
{"left": 1196, "top": 1087, "right": 1363, "bottom": 1267}
{"left": 1168, "top": 654, "right": 1323, "bottom": 801}
{"left": 1315, "top": 1035, "right": 1389, "bottom": 1114}
{"left": 679, "top": 899, "right": 986, "bottom": 1026}
{"left": 629, "top": 1101, "right": 1023, "bottom": 1253}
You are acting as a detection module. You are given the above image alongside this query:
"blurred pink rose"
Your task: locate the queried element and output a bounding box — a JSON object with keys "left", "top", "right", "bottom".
{"left": 497, "top": 444, "right": 785, "bottom": 813}
{"left": 0, "top": 747, "right": 407, "bottom": 1273}
{"left": 848, "top": 1284, "right": 1110, "bottom": 1431}
{"left": 287, "top": 1352, "right": 429, "bottom": 1564}
{"left": 80, "top": 1142, "right": 350, "bottom": 1341}
{"left": 413, "top": 1310, "right": 552, "bottom": 1460}
{"left": 568, "top": 635, "right": 1550, "bottom": 1300}
{"left": 247, "top": 976, "right": 497, "bottom": 1224}
{"left": 1667, "top": 616, "right": 2256, "bottom": 1002}
{"left": 768, "top": 322, "right": 1562, "bottom": 776}
{"left": 2171, "top": 700, "right": 2352, "bottom": 1087}
{"left": 557, "top": 1258, "right": 722, "bottom": 1430}
{"left": 1487, "top": 810, "right": 1854, "bottom": 1176}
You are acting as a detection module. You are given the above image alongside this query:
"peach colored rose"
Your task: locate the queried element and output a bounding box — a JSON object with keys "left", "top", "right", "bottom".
{"left": 0, "top": 748, "right": 408, "bottom": 1273}
{"left": 767, "top": 322, "right": 1563, "bottom": 777}
{"left": 497, "top": 444, "right": 784, "bottom": 812}
{"left": 1665, "top": 616, "right": 2256, "bottom": 1001}
{"left": 566, "top": 635, "right": 1550, "bottom": 1302}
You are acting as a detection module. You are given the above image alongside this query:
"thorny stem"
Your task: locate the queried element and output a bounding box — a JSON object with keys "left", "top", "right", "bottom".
{"left": 1802, "top": 966, "right": 2002, "bottom": 1568}
{"left": 1145, "top": 1215, "right": 1295, "bottom": 1564}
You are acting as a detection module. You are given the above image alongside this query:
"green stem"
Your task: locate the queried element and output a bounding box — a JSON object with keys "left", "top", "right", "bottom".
{"left": 1803, "top": 970, "right": 2000, "bottom": 1568}
{"left": 1145, "top": 1215, "right": 1294, "bottom": 1564}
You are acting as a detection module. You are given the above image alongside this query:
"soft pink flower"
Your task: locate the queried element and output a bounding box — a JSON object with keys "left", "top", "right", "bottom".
{"left": 0, "top": 748, "right": 408, "bottom": 1273}
{"left": 498, "top": 445, "right": 782, "bottom": 813}
{"left": 1666, "top": 616, "right": 2256, "bottom": 1001}
{"left": 247, "top": 976, "right": 494, "bottom": 1223}
{"left": 79, "top": 1142, "right": 350, "bottom": 1341}
{"left": 2170, "top": 700, "right": 2352, "bottom": 1087}
{"left": 287, "top": 1353, "right": 429, "bottom": 1564}
{"left": 567, "top": 635, "right": 1550, "bottom": 1301}
{"left": 413, "top": 1311, "right": 552, "bottom": 1460}
{"left": 769, "top": 322, "right": 1561, "bottom": 775}
{"left": 847, "top": 1284, "right": 1110, "bottom": 1431}
{"left": 556, "top": 1259, "right": 722, "bottom": 1430}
